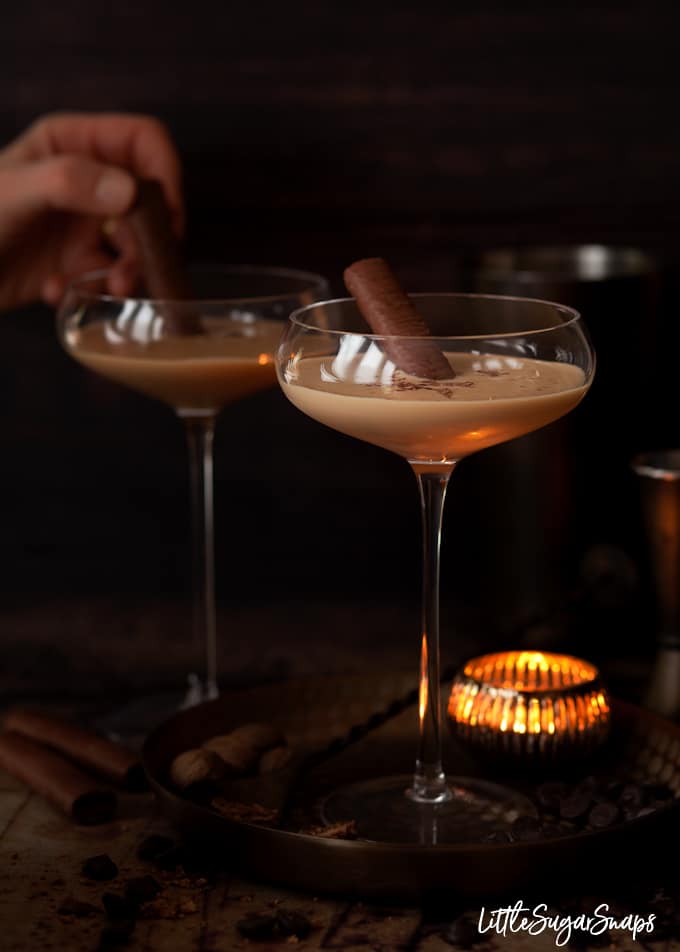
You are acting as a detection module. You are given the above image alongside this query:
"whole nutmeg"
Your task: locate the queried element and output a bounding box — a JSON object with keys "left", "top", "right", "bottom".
{"left": 258, "top": 745, "right": 293, "bottom": 775}
{"left": 202, "top": 735, "right": 259, "bottom": 775}
{"left": 203, "top": 723, "right": 285, "bottom": 776}
{"left": 227, "top": 723, "right": 284, "bottom": 752}
{"left": 170, "top": 748, "right": 225, "bottom": 790}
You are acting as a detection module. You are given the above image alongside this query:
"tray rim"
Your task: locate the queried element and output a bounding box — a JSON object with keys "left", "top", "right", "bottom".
{"left": 142, "top": 674, "right": 680, "bottom": 857}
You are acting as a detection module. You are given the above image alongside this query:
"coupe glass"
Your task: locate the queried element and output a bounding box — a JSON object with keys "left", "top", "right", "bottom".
{"left": 57, "top": 266, "right": 329, "bottom": 719}
{"left": 276, "top": 292, "right": 595, "bottom": 843}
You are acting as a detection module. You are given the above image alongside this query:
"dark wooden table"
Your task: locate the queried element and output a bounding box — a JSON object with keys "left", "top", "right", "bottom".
{"left": 4, "top": 754, "right": 678, "bottom": 952}
{"left": 2, "top": 644, "right": 678, "bottom": 952}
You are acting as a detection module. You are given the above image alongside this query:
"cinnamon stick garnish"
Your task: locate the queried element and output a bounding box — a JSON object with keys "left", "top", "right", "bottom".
{"left": 3, "top": 708, "right": 145, "bottom": 792}
{"left": 343, "top": 257, "right": 453, "bottom": 379}
{"left": 126, "top": 178, "right": 201, "bottom": 335}
{"left": 0, "top": 731, "right": 116, "bottom": 825}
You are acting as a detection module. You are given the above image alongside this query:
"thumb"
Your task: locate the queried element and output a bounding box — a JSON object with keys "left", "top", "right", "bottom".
{"left": 0, "top": 154, "right": 136, "bottom": 223}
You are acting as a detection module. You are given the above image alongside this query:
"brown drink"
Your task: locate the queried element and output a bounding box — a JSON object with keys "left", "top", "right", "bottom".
{"left": 66, "top": 317, "right": 283, "bottom": 416}
{"left": 282, "top": 352, "right": 587, "bottom": 464}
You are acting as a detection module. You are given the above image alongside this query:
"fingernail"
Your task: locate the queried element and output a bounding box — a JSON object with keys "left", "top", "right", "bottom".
{"left": 95, "top": 169, "right": 134, "bottom": 210}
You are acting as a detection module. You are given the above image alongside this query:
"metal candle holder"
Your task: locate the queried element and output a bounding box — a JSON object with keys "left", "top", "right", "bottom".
{"left": 447, "top": 650, "right": 610, "bottom": 762}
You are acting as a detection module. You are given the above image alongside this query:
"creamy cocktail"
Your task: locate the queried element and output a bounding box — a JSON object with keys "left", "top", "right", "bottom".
{"left": 67, "top": 318, "right": 282, "bottom": 416}
{"left": 282, "top": 351, "right": 586, "bottom": 464}
{"left": 276, "top": 286, "right": 595, "bottom": 844}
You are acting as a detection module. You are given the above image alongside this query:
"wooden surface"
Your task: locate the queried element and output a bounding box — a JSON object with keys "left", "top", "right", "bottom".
{"left": 2, "top": 674, "right": 680, "bottom": 951}
{"left": 3, "top": 775, "right": 679, "bottom": 952}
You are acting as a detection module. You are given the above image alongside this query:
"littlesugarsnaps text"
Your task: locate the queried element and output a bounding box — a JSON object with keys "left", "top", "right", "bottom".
{"left": 478, "top": 901, "right": 655, "bottom": 946}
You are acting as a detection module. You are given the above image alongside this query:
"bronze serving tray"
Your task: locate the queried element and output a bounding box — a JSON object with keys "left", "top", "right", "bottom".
{"left": 143, "top": 672, "right": 680, "bottom": 899}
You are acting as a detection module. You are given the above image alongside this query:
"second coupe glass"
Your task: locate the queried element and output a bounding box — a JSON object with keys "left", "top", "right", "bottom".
{"left": 58, "top": 266, "right": 328, "bottom": 712}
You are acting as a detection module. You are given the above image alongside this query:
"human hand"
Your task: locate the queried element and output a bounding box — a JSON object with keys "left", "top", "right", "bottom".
{"left": 0, "top": 112, "right": 183, "bottom": 310}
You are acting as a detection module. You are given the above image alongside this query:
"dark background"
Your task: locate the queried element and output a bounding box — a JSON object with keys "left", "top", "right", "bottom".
{"left": 2, "top": 1, "right": 680, "bottom": 700}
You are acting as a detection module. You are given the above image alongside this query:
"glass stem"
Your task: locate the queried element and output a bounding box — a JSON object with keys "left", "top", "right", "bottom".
{"left": 184, "top": 416, "right": 218, "bottom": 702}
{"left": 409, "top": 464, "right": 455, "bottom": 803}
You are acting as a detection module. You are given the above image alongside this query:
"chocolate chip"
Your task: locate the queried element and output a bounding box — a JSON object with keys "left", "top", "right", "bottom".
{"left": 276, "top": 910, "right": 312, "bottom": 939}
{"left": 152, "top": 846, "right": 184, "bottom": 871}
{"left": 58, "top": 896, "right": 99, "bottom": 917}
{"left": 511, "top": 815, "right": 543, "bottom": 841}
{"left": 560, "top": 791, "right": 593, "bottom": 820}
{"left": 124, "top": 876, "right": 161, "bottom": 905}
{"left": 604, "top": 780, "right": 624, "bottom": 800}
{"left": 82, "top": 854, "right": 118, "bottom": 881}
{"left": 236, "top": 913, "right": 278, "bottom": 940}
{"left": 136, "top": 835, "right": 175, "bottom": 862}
{"left": 619, "top": 784, "right": 643, "bottom": 810}
{"left": 536, "top": 781, "right": 568, "bottom": 812}
{"left": 97, "top": 920, "right": 135, "bottom": 948}
{"left": 482, "top": 830, "right": 513, "bottom": 843}
{"left": 102, "top": 893, "right": 138, "bottom": 922}
{"left": 443, "top": 916, "right": 481, "bottom": 948}
{"left": 588, "top": 802, "right": 620, "bottom": 828}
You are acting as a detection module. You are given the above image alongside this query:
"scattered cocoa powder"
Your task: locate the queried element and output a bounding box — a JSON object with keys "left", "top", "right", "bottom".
{"left": 211, "top": 797, "right": 278, "bottom": 825}
{"left": 302, "top": 820, "right": 358, "bottom": 840}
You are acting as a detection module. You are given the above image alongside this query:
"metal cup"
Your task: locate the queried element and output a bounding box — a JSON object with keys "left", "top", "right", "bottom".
{"left": 471, "top": 246, "right": 660, "bottom": 452}
{"left": 632, "top": 451, "right": 680, "bottom": 718}
{"left": 632, "top": 452, "right": 680, "bottom": 647}
{"left": 450, "top": 245, "right": 660, "bottom": 643}
{"left": 472, "top": 245, "right": 656, "bottom": 296}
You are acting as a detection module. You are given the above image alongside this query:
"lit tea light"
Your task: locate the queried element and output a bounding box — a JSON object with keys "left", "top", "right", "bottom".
{"left": 447, "top": 650, "right": 610, "bottom": 762}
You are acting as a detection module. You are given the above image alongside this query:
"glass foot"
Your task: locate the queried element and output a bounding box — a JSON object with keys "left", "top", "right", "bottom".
{"left": 94, "top": 674, "right": 217, "bottom": 746}
{"left": 321, "top": 774, "right": 535, "bottom": 845}
{"left": 181, "top": 673, "right": 218, "bottom": 708}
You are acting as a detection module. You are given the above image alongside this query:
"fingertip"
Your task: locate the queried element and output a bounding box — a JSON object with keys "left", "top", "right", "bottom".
{"left": 108, "top": 261, "right": 139, "bottom": 298}
{"left": 41, "top": 275, "right": 64, "bottom": 306}
{"left": 95, "top": 168, "right": 136, "bottom": 214}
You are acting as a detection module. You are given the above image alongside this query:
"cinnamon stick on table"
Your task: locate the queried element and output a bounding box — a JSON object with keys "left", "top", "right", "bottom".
{"left": 125, "top": 178, "right": 201, "bottom": 335}
{"left": 0, "top": 731, "right": 116, "bottom": 825}
{"left": 3, "top": 708, "right": 145, "bottom": 791}
{"left": 343, "top": 257, "right": 454, "bottom": 380}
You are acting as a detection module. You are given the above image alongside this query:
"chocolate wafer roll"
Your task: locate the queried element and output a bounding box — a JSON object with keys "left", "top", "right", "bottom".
{"left": 3, "top": 708, "right": 145, "bottom": 792}
{"left": 0, "top": 731, "right": 116, "bottom": 825}
{"left": 343, "top": 258, "right": 454, "bottom": 379}
{"left": 126, "top": 178, "right": 201, "bottom": 335}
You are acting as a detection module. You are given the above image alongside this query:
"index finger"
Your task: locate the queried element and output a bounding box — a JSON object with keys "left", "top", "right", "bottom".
{"left": 10, "top": 112, "right": 184, "bottom": 232}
